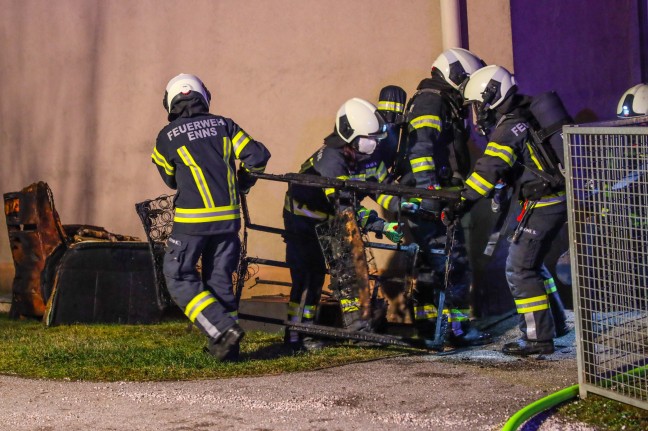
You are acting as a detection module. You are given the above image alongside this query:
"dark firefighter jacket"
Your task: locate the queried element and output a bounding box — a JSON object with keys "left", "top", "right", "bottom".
{"left": 405, "top": 76, "right": 470, "bottom": 196}
{"left": 285, "top": 133, "right": 400, "bottom": 225}
{"left": 152, "top": 97, "right": 271, "bottom": 235}
{"left": 462, "top": 94, "right": 566, "bottom": 208}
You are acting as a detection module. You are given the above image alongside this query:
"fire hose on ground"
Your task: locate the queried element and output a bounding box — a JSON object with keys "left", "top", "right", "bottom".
{"left": 503, "top": 364, "right": 648, "bottom": 429}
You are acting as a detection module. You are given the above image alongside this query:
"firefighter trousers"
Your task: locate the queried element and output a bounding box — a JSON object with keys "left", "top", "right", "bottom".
{"left": 407, "top": 215, "right": 472, "bottom": 335}
{"left": 506, "top": 202, "right": 567, "bottom": 341}
{"left": 283, "top": 210, "right": 327, "bottom": 322}
{"left": 163, "top": 231, "right": 241, "bottom": 341}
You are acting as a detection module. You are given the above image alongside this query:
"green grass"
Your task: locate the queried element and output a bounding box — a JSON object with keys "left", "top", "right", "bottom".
{"left": 0, "top": 313, "right": 404, "bottom": 382}
{"left": 558, "top": 393, "right": 648, "bottom": 431}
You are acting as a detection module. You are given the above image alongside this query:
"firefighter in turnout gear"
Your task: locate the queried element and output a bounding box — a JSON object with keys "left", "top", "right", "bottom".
{"left": 283, "top": 97, "right": 404, "bottom": 352}
{"left": 455, "top": 65, "right": 568, "bottom": 356}
{"left": 402, "top": 48, "right": 491, "bottom": 348}
{"left": 152, "top": 73, "right": 271, "bottom": 361}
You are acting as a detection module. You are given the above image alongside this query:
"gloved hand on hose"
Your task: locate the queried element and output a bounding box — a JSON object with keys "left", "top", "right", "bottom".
{"left": 382, "top": 222, "right": 404, "bottom": 243}
{"left": 400, "top": 199, "right": 420, "bottom": 215}
{"left": 441, "top": 198, "right": 470, "bottom": 227}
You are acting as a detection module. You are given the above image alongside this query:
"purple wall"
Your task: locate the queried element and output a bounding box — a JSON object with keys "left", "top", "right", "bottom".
{"left": 510, "top": 0, "right": 643, "bottom": 122}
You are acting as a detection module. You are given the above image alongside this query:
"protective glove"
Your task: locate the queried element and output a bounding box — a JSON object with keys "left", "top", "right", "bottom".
{"left": 382, "top": 222, "right": 404, "bottom": 243}
{"left": 400, "top": 199, "right": 420, "bottom": 215}
{"left": 356, "top": 206, "right": 378, "bottom": 229}
{"left": 237, "top": 169, "right": 256, "bottom": 194}
{"left": 441, "top": 198, "right": 468, "bottom": 227}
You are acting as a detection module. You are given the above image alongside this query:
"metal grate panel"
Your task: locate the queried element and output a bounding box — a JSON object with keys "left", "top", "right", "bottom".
{"left": 564, "top": 117, "right": 648, "bottom": 410}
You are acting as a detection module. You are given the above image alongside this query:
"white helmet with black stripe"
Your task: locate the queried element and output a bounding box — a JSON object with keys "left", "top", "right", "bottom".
{"left": 617, "top": 83, "right": 648, "bottom": 118}
{"left": 335, "top": 98, "right": 387, "bottom": 154}
{"left": 462, "top": 65, "right": 517, "bottom": 110}
{"left": 431, "top": 48, "right": 486, "bottom": 90}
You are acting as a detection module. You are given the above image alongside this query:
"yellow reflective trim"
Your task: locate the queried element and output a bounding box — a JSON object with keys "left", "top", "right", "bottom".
{"left": 410, "top": 156, "right": 435, "bottom": 173}
{"left": 515, "top": 295, "right": 548, "bottom": 305}
{"left": 414, "top": 304, "right": 438, "bottom": 319}
{"left": 466, "top": 172, "right": 494, "bottom": 196}
{"left": 284, "top": 196, "right": 329, "bottom": 220}
{"left": 222, "top": 137, "right": 237, "bottom": 205}
{"left": 152, "top": 148, "right": 174, "bottom": 175}
{"left": 544, "top": 277, "right": 558, "bottom": 294}
{"left": 287, "top": 301, "right": 300, "bottom": 317}
{"left": 485, "top": 142, "right": 515, "bottom": 166}
{"left": 174, "top": 213, "right": 241, "bottom": 223}
{"left": 410, "top": 156, "right": 434, "bottom": 164}
{"left": 242, "top": 162, "right": 266, "bottom": 173}
{"left": 377, "top": 194, "right": 394, "bottom": 210}
{"left": 174, "top": 205, "right": 240, "bottom": 223}
{"left": 412, "top": 165, "right": 434, "bottom": 173}
{"left": 177, "top": 146, "right": 216, "bottom": 208}
{"left": 518, "top": 304, "right": 550, "bottom": 313}
{"left": 176, "top": 205, "right": 239, "bottom": 213}
{"left": 410, "top": 115, "right": 442, "bottom": 131}
{"left": 526, "top": 141, "right": 544, "bottom": 170}
{"left": 185, "top": 291, "right": 217, "bottom": 322}
{"left": 378, "top": 100, "right": 404, "bottom": 113}
{"left": 233, "top": 131, "right": 251, "bottom": 158}
{"left": 377, "top": 162, "right": 389, "bottom": 182}
{"left": 324, "top": 188, "right": 336, "bottom": 196}
{"left": 533, "top": 191, "right": 567, "bottom": 207}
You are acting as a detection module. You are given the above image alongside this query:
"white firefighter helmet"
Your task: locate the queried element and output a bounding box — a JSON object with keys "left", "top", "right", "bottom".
{"left": 617, "top": 83, "right": 648, "bottom": 118}
{"left": 431, "top": 48, "right": 486, "bottom": 90}
{"left": 335, "top": 98, "right": 387, "bottom": 146}
{"left": 164, "top": 73, "right": 211, "bottom": 113}
{"left": 462, "top": 65, "right": 517, "bottom": 110}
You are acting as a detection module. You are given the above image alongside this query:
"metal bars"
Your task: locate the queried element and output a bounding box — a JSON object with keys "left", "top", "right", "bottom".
{"left": 564, "top": 117, "right": 648, "bottom": 410}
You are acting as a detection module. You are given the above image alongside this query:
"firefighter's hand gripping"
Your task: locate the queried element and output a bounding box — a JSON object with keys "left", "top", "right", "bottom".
{"left": 382, "top": 222, "right": 404, "bottom": 243}
{"left": 441, "top": 198, "right": 468, "bottom": 227}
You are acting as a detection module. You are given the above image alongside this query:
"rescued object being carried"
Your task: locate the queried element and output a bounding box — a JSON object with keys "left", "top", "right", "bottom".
{"left": 315, "top": 207, "right": 372, "bottom": 328}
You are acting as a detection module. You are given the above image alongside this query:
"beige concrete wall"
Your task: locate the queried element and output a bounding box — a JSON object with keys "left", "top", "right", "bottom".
{"left": 466, "top": 0, "right": 514, "bottom": 70}
{"left": 0, "top": 0, "right": 515, "bottom": 296}
{"left": 0, "top": 0, "right": 444, "bottom": 293}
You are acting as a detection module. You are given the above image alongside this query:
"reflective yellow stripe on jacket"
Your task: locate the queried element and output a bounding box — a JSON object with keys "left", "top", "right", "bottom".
{"left": 174, "top": 205, "right": 241, "bottom": 223}
{"left": 465, "top": 172, "right": 494, "bottom": 197}
{"left": 485, "top": 142, "right": 516, "bottom": 166}
{"left": 177, "top": 145, "right": 216, "bottom": 208}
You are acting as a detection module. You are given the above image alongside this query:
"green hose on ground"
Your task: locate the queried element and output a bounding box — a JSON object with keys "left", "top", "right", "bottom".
{"left": 502, "top": 365, "right": 647, "bottom": 430}
{"left": 501, "top": 384, "right": 580, "bottom": 431}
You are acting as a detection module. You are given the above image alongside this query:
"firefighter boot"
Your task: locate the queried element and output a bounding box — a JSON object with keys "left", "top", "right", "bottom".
{"left": 208, "top": 324, "right": 245, "bottom": 361}
{"left": 549, "top": 292, "right": 571, "bottom": 337}
{"left": 502, "top": 339, "right": 555, "bottom": 356}
{"left": 448, "top": 326, "right": 493, "bottom": 347}
{"left": 283, "top": 323, "right": 325, "bottom": 353}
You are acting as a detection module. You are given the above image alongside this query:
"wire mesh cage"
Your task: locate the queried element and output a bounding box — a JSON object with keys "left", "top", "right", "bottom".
{"left": 564, "top": 116, "right": 648, "bottom": 410}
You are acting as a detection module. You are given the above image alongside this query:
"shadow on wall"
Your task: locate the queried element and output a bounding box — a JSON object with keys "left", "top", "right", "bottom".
{"left": 573, "top": 109, "right": 599, "bottom": 124}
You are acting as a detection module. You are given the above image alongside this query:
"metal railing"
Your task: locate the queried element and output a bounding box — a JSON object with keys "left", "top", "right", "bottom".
{"left": 564, "top": 115, "right": 648, "bottom": 411}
